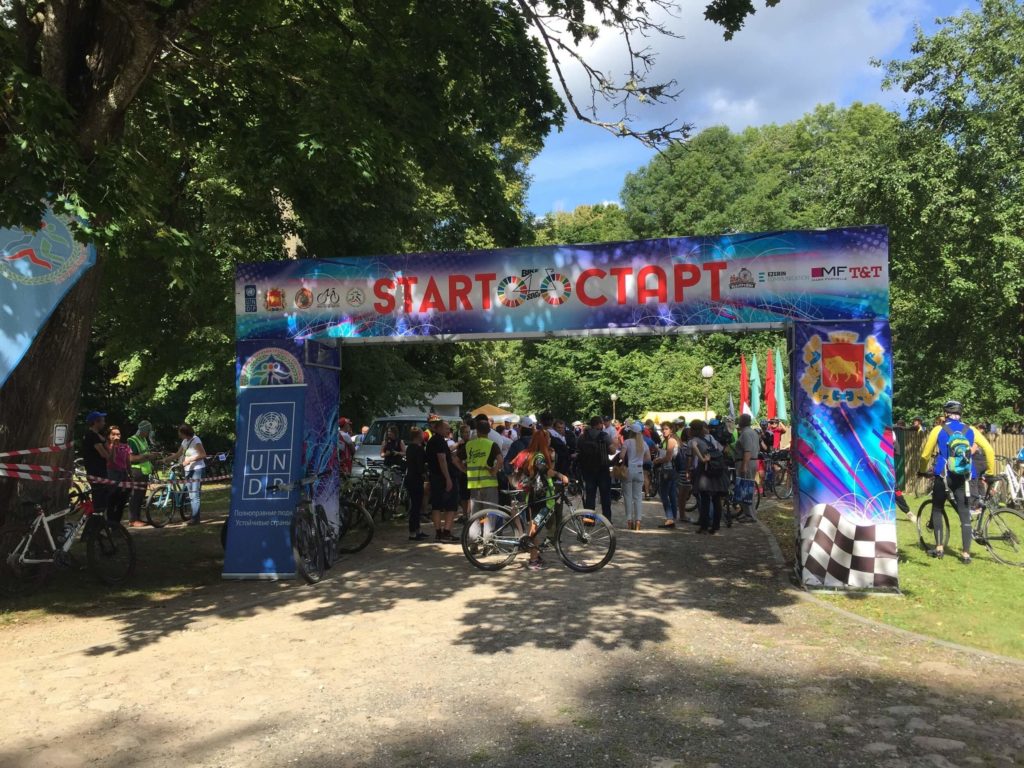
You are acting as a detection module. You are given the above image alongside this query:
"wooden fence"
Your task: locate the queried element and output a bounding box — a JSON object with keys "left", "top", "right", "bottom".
{"left": 895, "top": 428, "right": 1024, "bottom": 491}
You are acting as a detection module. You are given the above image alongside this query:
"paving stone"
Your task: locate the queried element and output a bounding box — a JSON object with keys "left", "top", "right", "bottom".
{"left": 863, "top": 742, "right": 898, "bottom": 754}
{"left": 912, "top": 736, "right": 967, "bottom": 752}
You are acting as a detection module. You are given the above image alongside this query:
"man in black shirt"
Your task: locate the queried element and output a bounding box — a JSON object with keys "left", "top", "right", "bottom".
{"left": 403, "top": 427, "right": 429, "bottom": 541}
{"left": 425, "top": 421, "right": 458, "bottom": 542}
{"left": 82, "top": 411, "right": 110, "bottom": 518}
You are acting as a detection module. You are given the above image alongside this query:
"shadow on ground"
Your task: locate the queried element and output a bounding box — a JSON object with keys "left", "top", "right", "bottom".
{"left": 1, "top": 649, "right": 1021, "bottom": 768}
{"left": 3, "top": 500, "right": 793, "bottom": 657}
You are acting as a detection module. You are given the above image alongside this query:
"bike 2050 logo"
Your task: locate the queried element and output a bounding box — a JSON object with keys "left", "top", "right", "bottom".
{"left": 799, "top": 331, "right": 886, "bottom": 408}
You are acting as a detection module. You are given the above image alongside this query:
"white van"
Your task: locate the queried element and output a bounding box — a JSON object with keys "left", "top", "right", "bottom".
{"left": 353, "top": 416, "right": 433, "bottom": 475}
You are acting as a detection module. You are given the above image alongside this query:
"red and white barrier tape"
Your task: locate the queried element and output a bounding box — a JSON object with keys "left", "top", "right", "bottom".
{"left": 0, "top": 466, "right": 235, "bottom": 490}
{"left": 0, "top": 444, "right": 67, "bottom": 459}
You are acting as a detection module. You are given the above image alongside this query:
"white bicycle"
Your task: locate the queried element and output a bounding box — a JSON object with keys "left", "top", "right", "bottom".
{"left": 993, "top": 454, "right": 1024, "bottom": 509}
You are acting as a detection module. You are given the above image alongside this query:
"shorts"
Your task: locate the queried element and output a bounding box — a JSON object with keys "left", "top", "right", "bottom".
{"left": 469, "top": 486, "right": 499, "bottom": 510}
{"left": 459, "top": 473, "right": 470, "bottom": 502}
{"left": 429, "top": 479, "right": 460, "bottom": 512}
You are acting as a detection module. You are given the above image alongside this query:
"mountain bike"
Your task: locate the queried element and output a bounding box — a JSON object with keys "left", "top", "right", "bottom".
{"left": 0, "top": 500, "right": 135, "bottom": 594}
{"left": 337, "top": 478, "right": 375, "bottom": 554}
{"left": 67, "top": 458, "right": 91, "bottom": 509}
{"left": 993, "top": 455, "right": 1024, "bottom": 509}
{"left": 271, "top": 473, "right": 331, "bottom": 584}
{"left": 761, "top": 450, "right": 793, "bottom": 500}
{"left": 915, "top": 475, "right": 1024, "bottom": 566}
{"left": 723, "top": 466, "right": 761, "bottom": 526}
{"left": 460, "top": 485, "right": 616, "bottom": 573}
{"left": 144, "top": 462, "right": 188, "bottom": 527}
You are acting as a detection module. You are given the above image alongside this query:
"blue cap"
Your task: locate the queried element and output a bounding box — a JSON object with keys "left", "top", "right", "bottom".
{"left": 86, "top": 411, "right": 106, "bottom": 424}
{"left": 709, "top": 418, "right": 720, "bottom": 426}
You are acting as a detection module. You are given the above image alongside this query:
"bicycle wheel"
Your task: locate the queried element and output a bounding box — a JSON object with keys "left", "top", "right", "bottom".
{"left": 983, "top": 508, "right": 1024, "bottom": 567}
{"left": 174, "top": 481, "right": 191, "bottom": 522}
{"left": 314, "top": 505, "right": 336, "bottom": 569}
{"left": 916, "top": 498, "right": 950, "bottom": 550}
{"left": 86, "top": 522, "right": 136, "bottom": 585}
{"left": 337, "top": 500, "right": 375, "bottom": 554}
{"left": 772, "top": 463, "right": 793, "bottom": 500}
{"left": 0, "top": 526, "right": 49, "bottom": 595}
{"left": 913, "top": 474, "right": 933, "bottom": 498}
{"left": 555, "top": 510, "right": 616, "bottom": 573}
{"left": 461, "top": 508, "right": 519, "bottom": 571}
{"left": 144, "top": 489, "right": 174, "bottom": 528}
{"left": 291, "top": 507, "right": 325, "bottom": 584}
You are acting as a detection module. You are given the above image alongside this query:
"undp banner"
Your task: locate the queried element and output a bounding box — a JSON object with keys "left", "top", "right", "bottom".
{"left": 223, "top": 384, "right": 307, "bottom": 579}
{"left": 1, "top": 208, "right": 96, "bottom": 386}
{"left": 792, "top": 320, "right": 897, "bottom": 590}
{"left": 234, "top": 227, "right": 889, "bottom": 342}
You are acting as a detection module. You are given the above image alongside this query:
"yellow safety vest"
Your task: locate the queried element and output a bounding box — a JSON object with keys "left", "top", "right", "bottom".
{"left": 465, "top": 437, "right": 498, "bottom": 490}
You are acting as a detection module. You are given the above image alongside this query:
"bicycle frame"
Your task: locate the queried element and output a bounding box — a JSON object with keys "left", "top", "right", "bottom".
{"left": 1000, "top": 460, "right": 1024, "bottom": 504}
{"left": 9, "top": 504, "right": 90, "bottom": 566}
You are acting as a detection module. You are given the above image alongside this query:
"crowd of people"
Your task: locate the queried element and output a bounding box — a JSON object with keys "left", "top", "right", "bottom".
{"left": 79, "top": 411, "right": 208, "bottom": 527}
{"left": 349, "top": 409, "right": 793, "bottom": 568}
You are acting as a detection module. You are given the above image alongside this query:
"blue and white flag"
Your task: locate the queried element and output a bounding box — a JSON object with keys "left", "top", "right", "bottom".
{"left": 0, "top": 208, "right": 96, "bottom": 386}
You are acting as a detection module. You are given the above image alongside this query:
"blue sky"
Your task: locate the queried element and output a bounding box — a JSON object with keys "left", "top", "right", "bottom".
{"left": 526, "top": 0, "right": 968, "bottom": 216}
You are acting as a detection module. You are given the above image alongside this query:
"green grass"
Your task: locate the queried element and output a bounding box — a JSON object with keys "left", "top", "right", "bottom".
{"left": 759, "top": 495, "right": 1024, "bottom": 659}
{"left": 0, "top": 486, "right": 232, "bottom": 626}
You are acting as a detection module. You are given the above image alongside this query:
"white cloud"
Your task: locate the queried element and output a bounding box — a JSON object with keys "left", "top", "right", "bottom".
{"left": 526, "top": 0, "right": 966, "bottom": 213}
{"left": 546, "top": 0, "right": 932, "bottom": 132}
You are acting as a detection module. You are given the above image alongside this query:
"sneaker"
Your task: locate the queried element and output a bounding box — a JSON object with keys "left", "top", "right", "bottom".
{"left": 409, "top": 532, "right": 429, "bottom": 541}
{"left": 186, "top": 518, "right": 200, "bottom": 526}
{"left": 129, "top": 520, "right": 147, "bottom": 528}
{"left": 526, "top": 559, "right": 544, "bottom": 571}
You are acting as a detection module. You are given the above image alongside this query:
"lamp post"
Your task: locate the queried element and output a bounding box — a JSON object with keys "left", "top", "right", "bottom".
{"left": 610, "top": 393, "right": 618, "bottom": 422}
{"left": 701, "top": 366, "right": 715, "bottom": 420}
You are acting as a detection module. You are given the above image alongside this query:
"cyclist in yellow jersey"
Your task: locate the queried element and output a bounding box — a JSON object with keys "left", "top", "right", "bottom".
{"left": 918, "top": 401, "right": 992, "bottom": 563}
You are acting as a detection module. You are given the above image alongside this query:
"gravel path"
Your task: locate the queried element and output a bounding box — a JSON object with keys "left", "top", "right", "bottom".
{"left": 1, "top": 500, "right": 1021, "bottom": 768}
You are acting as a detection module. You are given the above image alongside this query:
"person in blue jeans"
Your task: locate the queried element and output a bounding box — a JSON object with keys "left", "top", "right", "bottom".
{"left": 169, "top": 424, "right": 207, "bottom": 525}
{"left": 654, "top": 423, "right": 679, "bottom": 527}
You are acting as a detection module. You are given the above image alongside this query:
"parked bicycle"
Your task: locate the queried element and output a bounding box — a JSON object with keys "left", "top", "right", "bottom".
{"left": 0, "top": 499, "right": 135, "bottom": 594}
{"left": 915, "top": 475, "right": 1024, "bottom": 566}
{"left": 760, "top": 449, "right": 793, "bottom": 500}
{"left": 67, "top": 458, "right": 91, "bottom": 509}
{"left": 460, "top": 484, "right": 616, "bottom": 572}
{"left": 271, "top": 473, "right": 331, "bottom": 584}
{"left": 993, "top": 454, "right": 1024, "bottom": 509}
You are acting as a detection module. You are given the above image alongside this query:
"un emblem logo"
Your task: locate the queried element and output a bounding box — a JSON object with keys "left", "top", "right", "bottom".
{"left": 254, "top": 411, "right": 289, "bottom": 442}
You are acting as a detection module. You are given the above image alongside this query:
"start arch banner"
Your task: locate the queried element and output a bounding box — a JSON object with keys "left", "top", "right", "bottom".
{"left": 229, "top": 225, "right": 897, "bottom": 590}
{"left": 235, "top": 227, "right": 888, "bottom": 343}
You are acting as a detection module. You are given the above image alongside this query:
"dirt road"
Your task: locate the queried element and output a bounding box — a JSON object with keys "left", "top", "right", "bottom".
{"left": 1, "top": 502, "right": 1022, "bottom": 768}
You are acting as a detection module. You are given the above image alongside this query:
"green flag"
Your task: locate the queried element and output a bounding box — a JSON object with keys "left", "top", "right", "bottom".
{"left": 775, "top": 348, "right": 788, "bottom": 422}
{"left": 750, "top": 354, "right": 761, "bottom": 420}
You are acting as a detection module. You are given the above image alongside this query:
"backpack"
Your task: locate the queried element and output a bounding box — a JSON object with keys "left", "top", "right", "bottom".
{"left": 943, "top": 424, "right": 972, "bottom": 477}
{"left": 702, "top": 436, "right": 726, "bottom": 477}
{"left": 671, "top": 439, "right": 687, "bottom": 473}
{"left": 576, "top": 429, "right": 605, "bottom": 473}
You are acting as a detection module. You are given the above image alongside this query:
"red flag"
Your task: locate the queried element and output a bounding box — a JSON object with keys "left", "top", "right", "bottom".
{"left": 766, "top": 349, "right": 777, "bottom": 419}
{"left": 740, "top": 354, "right": 750, "bottom": 416}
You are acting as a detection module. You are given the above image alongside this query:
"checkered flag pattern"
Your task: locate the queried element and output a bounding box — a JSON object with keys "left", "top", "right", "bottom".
{"left": 800, "top": 504, "right": 898, "bottom": 589}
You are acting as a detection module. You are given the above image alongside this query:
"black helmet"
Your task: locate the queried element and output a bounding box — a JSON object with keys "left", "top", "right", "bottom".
{"left": 943, "top": 400, "right": 962, "bottom": 415}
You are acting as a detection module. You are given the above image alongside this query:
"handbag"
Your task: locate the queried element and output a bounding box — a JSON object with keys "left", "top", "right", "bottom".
{"left": 612, "top": 463, "right": 628, "bottom": 480}
{"left": 734, "top": 476, "right": 755, "bottom": 505}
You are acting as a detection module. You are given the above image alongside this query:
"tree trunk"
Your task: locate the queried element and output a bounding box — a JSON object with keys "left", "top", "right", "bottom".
{"left": 0, "top": 263, "right": 102, "bottom": 523}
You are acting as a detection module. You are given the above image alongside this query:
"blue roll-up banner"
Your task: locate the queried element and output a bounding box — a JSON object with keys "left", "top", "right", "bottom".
{"left": 223, "top": 383, "right": 307, "bottom": 579}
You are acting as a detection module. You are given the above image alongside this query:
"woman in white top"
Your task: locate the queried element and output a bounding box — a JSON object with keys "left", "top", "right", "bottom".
{"left": 169, "top": 423, "right": 207, "bottom": 525}
{"left": 621, "top": 421, "right": 651, "bottom": 531}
